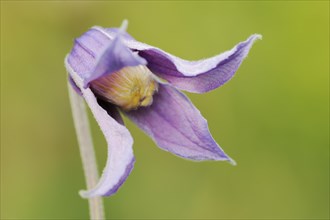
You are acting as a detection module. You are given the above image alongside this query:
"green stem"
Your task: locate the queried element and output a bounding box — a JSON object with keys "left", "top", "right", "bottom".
{"left": 68, "top": 83, "right": 105, "bottom": 220}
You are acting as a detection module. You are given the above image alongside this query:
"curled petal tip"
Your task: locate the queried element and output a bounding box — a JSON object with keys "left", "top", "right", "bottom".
{"left": 249, "top": 34, "right": 262, "bottom": 44}
{"left": 79, "top": 190, "right": 90, "bottom": 199}
{"left": 228, "top": 158, "right": 237, "bottom": 166}
{"left": 251, "top": 33, "right": 262, "bottom": 39}
{"left": 78, "top": 155, "right": 135, "bottom": 198}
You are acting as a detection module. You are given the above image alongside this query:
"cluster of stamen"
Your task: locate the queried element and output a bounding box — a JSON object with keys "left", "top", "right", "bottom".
{"left": 90, "top": 65, "right": 158, "bottom": 111}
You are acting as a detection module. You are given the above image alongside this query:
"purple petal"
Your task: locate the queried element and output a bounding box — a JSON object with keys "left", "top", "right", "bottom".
{"left": 98, "top": 27, "right": 261, "bottom": 93}
{"left": 66, "top": 59, "right": 135, "bottom": 197}
{"left": 139, "top": 34, "right": 261, "bottom": 93}
{"left": 125, "top": 84, "right": 235, "bottom": 163}
{"left": 67, "top": 27, "right": 146, "bottom": 89}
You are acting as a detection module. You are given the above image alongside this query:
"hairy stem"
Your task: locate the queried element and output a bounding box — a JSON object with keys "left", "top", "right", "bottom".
{"left": 68, "top": 83, "right": 105, "bottom": 220}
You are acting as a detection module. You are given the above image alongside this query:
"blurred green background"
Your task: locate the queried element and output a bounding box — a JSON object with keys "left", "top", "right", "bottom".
{"left": 1, "top": 1, "right": 329, "bottom": 219}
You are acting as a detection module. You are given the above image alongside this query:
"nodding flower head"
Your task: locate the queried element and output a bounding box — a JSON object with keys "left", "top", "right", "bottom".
{"left": 65, "top": 20, "right": 261, "bottom": 198}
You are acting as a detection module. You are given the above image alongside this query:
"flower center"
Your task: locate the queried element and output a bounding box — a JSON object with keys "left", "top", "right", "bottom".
{"left": 90, "top": 65, "right": 158, "bottom": 111}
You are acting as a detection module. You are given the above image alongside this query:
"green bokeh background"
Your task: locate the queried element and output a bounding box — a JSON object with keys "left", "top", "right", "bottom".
{"left": 1, "top": 1, "right": 329, "bottom": 219}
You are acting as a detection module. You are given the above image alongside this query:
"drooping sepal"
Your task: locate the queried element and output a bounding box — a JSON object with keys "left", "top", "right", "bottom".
{"left": 66, "top": 56, "right": 135, "bottom": 197}
{"left": 98, "top": 27, "right": 261, "bottom": 93}
{"left": 126, "top": 84, "right": 235, "bottom": 163}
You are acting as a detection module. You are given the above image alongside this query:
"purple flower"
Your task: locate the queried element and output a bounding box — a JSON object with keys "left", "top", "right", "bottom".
{"left": 65, "top": 21, "right": 261, "bottom": 198}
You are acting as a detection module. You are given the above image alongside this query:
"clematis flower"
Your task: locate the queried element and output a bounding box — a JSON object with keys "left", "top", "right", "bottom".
{"left": 65, "top": 21, "right": 261, "bottom": 198}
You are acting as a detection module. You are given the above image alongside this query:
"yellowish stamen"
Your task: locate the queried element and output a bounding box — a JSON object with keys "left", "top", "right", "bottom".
{"left": 90, "top": 65, "right": 158, "bottom": 111}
